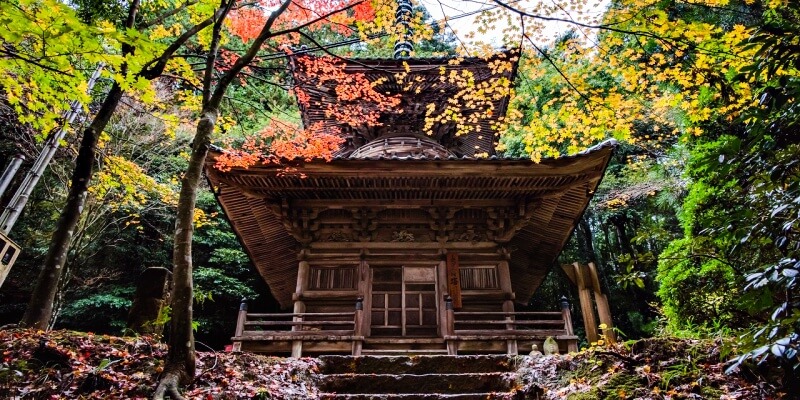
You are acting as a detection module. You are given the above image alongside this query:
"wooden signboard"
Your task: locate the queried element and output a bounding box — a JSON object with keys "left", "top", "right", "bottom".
{"left": 446, "top": 252, "right": 462, "bottom": 309}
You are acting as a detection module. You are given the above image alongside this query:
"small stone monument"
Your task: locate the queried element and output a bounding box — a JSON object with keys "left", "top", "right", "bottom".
{"left": 529, "top": 344, "right": 542, "bottom": 358}
{"left": 543, "top": 336, "right": 559, "bottom": 355}
{"left": 126, "top": 267, "right": 172, "bottom": 335}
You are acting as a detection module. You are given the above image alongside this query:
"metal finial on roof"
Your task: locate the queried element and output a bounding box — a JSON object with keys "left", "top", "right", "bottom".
{"left": 393, "top": 0, "right": 414, "bottom": 59}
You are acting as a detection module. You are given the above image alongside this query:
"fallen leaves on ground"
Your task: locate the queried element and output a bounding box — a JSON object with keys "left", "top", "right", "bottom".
{"left": 0, "top": 329, "right": 319, "bottom": 399}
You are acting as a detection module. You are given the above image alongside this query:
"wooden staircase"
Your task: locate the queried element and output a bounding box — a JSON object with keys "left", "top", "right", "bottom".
{"left": 318, "top": 355, "right": 525, "bottom": 400}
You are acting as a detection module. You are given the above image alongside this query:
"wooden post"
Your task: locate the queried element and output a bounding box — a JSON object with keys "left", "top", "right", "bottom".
{"left": 352, "top": 297, "right": 364, "bottom": 356}
{"left": 296, "top": 260, "right": 310, "bottom": 294}
{"left": 291, "top": 261, "right": 309, "bottom": 358}
{"left": 444, "top": 295, "right": 457, "bottom": 355}
{"left": 499, "top": 261, "right": 517, "bottom": 355}
{"left": 573, "top": 262, "right": 598, "bottom": 343}
{"left": 561, "top": 296, "right": 578, "bottom": 352}
{"left": 359, "top": 258, "right": 372, "bottom": 336}
{"left": 505, "top": 311, "right": 518, "bottom": 356}
{"left": 498, "top": 260, "right": 515, "bottom": 310}
{"left": 437, "top": 258, "right": 448, "bottom": 337}
{"left": 291, "top": 301, "right": 305, "bottom": 358}
{"left": 588, "top": 262, "right": 616, "bottom": 344}
{"left": 561, "top": 262, "right": 616, "bottom": 346}
{"left": 232, "top": 299, "right": 247, "bottom": 352}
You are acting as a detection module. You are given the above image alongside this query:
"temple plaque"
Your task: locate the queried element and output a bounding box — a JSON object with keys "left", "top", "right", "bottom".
{"left": 446, "top": 252, "right": 462, "bottom": 309}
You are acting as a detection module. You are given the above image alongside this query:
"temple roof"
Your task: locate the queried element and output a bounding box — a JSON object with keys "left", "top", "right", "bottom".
{"left": 290, "top": 52, "right": 518, "bottom": 158}
{"left": 205, "top": 140, "right": 616, "bottom": 308}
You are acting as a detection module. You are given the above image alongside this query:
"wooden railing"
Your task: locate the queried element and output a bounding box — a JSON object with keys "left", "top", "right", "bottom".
{"left": 232, "top": 297, "right": 364, "bottom": 357}
{"left": 443, "top": 295, "right": 577, "bottom": 355}
{"left": 232, "top": 295, "right": 577, "bottom": 356}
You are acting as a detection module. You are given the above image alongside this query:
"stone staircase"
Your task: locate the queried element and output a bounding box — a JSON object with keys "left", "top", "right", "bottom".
{"left": 318, "top": 355, "right": 525, "bottom": 400}
{"left": 359, "top": 338, "right": 449, "bottom": 356}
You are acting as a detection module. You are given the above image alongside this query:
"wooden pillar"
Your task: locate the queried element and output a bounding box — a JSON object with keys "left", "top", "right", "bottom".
{"left": 352, "top": 297, "right": 364, "bottom": 356}
{"left": 232, "top": 299, "right": 247, "bottom": 352}
{"left": 588, "top": 262, "right": 616, "bottom": 344}
{"left": 358, "top": 258, "right": 372, "bottom": 336}
{"left": 437, "top": 258, "right": 448, "bottom": 337}
{"left": 573, "top": 262, "right": 598, "bottom": 343}
{"left": 292, "top": 261, "right": 310, "bottom": 358}
{"left": 498, "top": 260, "right": 514, "bottom": 304}
{"left": 444, "top": 295, "right": 457, "bottom": 355}
{"left": 498, "top": 261, "right": 517, "bottom": 355}
{"left": 296, "top": 260, "right": 310, "bottom": 295}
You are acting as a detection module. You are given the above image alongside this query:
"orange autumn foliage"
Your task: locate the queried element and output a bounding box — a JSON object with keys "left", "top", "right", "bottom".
{"left": 293, "top": 56, "right": 401, "bottom": 127}
{"left": 228, "top": 0, "right": 378, "bottom": 44}
{"left": 215, "top": 56, "right": 398, "bottom": 171}
{"left": 219, "top": 1, "right": 402, "bottom": 172}
{"left": 215, "top": 121, "right": 344, "bottom": 171}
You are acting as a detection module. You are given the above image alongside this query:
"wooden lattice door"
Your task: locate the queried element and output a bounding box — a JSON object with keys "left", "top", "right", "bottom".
{"left": 370, "top": 266, "right": 438, "bottom": 337}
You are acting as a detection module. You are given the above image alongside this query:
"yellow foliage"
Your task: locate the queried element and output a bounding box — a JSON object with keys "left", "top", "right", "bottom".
{"left": 193, "top": 208, "right": 217, "bottom": 228}
{"left": 89, "top": 155, "right": 176, "bottom": 213}
{"left": 497, "top": 0, "right": 760, "bottom": 161}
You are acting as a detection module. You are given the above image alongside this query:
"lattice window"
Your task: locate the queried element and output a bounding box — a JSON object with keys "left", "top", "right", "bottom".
{"left": 308, "top": 266, "right": 356, "bottom": 290}
{"left": 459, "top": 266, "right": 499, "bottom": 289}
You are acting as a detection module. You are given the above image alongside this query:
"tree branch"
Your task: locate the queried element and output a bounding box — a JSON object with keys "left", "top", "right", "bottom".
{"left": 208, "top": 0, "right": 294, "bottom": 107}
{"left": 203, "top": 0, "right": 236, "bottom": 106}
{"left": 141, "top": 8, "right": 223, "bottom": 79}
{"left": 0, "top": 48, "right": 75, "bottom": 77}
{"left": 140, "top": 0, "right": 198, "bottom": 28}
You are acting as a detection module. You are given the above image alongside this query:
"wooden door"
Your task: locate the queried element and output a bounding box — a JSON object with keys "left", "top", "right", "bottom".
{"left": 370, "top": 266, "right": 438, "bottom": 337}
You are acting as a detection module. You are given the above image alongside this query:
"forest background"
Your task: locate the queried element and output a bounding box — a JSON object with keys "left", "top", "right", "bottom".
{"left": 0, "top": 0, "right": 798, "bottom": 390}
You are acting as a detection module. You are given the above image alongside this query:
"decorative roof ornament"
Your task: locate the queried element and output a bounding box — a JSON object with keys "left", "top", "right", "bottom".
{"left": 393, "top": 0, "right": 414, "bottom": 59}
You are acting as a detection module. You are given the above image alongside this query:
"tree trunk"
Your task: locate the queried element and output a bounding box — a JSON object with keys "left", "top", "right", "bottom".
{"left": 20, "top": 83, "right": 124, "bottom": 329}
{"left": 156, "top": 110, "right": 216, "bottom": 393}
{"left": 610, "top": 213, "right": 636, "bottom": 258}
{"left": 153, "top": 2, "right": 293, "bottom": 396}
{"left": 577, "top": 216, "right": 598, "bottom": 264}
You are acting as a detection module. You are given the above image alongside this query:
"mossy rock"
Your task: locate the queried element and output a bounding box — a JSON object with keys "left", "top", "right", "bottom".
{"left": 568, "top": 373, "right": 646, "bottom": 400}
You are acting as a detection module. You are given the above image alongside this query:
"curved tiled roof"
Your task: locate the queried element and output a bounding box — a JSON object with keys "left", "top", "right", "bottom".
{"left": 205, "top": 140, "right": 616, "bottom": 308}
{"left": 290, "top": 52, "right": 519, "bottom": 158}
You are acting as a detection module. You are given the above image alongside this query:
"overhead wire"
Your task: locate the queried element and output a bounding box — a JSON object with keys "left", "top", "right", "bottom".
{"left": 251, "top": 0, "right": 522, "bottom": 62}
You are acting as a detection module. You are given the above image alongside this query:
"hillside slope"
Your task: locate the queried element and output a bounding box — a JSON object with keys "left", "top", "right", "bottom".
{"left": 0, "top": 330, "right": 784, "bottom": 399}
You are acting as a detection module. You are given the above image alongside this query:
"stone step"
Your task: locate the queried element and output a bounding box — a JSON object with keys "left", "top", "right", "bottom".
{"left": 319, "top": 355, "right": 516, "bottom": 375}
{"left": 360, "top": 349, "right": 449, "bottom": 356}
{"left": 321, "top": 373, "right": 516, "bottom": 394}
{"left": 319, "top": 393, "right": 519, "bottom": 400}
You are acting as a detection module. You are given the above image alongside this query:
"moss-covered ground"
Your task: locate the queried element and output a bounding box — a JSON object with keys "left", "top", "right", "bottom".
{"left": 515, "top": 338, "right": 784, "bottom": 399}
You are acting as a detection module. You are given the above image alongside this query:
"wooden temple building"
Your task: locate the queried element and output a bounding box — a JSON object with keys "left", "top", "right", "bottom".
{"left": 205, "top": 27, "right": 616, "bottom": 356}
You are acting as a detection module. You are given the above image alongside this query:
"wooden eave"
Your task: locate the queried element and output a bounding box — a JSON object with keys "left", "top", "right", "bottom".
{"left": 205, "top": 140, "right": 616, "bottom": 308}
{"left": 290, "top": 52, "right": 519, "bottom": 157}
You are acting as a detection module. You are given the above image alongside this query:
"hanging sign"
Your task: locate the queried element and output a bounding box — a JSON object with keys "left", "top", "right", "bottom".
{"left": 446, "top": 252, "right": 462, "bottom": 309}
